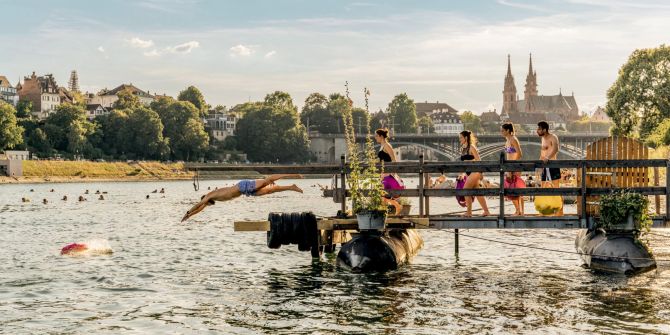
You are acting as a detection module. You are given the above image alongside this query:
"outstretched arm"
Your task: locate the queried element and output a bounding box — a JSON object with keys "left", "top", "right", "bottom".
{"left": 181, "top": 194, "right": 216, "bottom": 222}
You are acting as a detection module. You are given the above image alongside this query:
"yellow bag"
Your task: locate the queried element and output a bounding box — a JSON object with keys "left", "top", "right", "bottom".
{"left": 534, "top": 168, "right": 563, "bottom": 215}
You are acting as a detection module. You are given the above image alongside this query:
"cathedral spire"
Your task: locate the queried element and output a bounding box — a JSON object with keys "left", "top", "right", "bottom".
{"left": 524, "top": 53, "right": 538, "bottom": 112}
{"left": 502, "top": 54, "right": 518, "bottom": 116}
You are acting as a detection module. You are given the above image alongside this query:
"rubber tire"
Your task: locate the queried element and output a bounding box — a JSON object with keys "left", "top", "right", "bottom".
{"left": 266, "top": 213, "right": 282, "bottom": 249}
{"left": 324, "top": 244, "right": 336, "bottom": 253}
{"left": 297, "top": 212, "right": 311, "bottom": 251}
{"left": 291, "top": 212, "right": 302, "bottom": 244}
{"left": 304, "top": 212, "right": 318, "bottom": 248}
{"left": 281, "top": 213, "right": 292, "bottom": 245}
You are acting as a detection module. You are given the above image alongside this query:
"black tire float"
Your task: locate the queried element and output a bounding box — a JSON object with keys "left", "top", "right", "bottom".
{"left": 337, "top": 229, "right": 424, "bottom": 272}
{"left": 266, "top": 212, "right": 282, "bottom": 249}
{"left": 575, "top": 229, "right": 656, "bottom": 274}
{"left": 290, "top": 212, "right": 302, "bottom": 244}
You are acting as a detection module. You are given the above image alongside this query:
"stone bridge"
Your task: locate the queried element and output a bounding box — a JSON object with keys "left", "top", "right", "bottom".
{"left": 308, "top": 133, "right": 610, "bottom": 163}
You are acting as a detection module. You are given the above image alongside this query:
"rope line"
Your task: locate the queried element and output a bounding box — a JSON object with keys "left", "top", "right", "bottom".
{"left": 447, "top": 229, "right": 670, "bottom": 263}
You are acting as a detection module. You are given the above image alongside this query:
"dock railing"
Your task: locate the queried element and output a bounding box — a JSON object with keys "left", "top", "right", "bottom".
{"left": 186, "top": 153, "right": 670, "bottom": 229}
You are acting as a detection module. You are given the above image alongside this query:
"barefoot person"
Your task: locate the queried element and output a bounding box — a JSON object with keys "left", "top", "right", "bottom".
{"left": 459, "top": 130, "right": 490, "bottom": 217}
{"left": 536, "top": 120, "right": 563, "bottom": 216}
{"left": 181, "top": 174, "right": 304, "bottom": 222}
{"left": 374, "top": 128, "right": 403, "bottom": 215}
{"left": 501, "top": 123, "right": 525, "bottom": 215}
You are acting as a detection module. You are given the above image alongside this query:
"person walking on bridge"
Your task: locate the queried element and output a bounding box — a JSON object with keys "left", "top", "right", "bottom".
{"left": 459, "top": 130, "right": 490, "bottom": 217}
{"left": 536, "top": 121, "right": 563, "bottom": 216}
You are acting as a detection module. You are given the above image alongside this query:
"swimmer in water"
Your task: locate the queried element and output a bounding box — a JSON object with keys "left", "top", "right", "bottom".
{"left": 61, "top": 243, "right": 88, "bottom": 255}
{"left": 181, "top": 174, "right": 304, "bottom": 222}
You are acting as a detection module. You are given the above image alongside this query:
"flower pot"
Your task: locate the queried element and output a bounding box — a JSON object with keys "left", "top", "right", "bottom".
{"left": 606, "top": 214, "right": 636, "bottom": 233}
{"left": 400, "top": 204, "right": 411, "bottom": 215}
{"left": 356, "top": 210, "right": 386, "bottom": 231}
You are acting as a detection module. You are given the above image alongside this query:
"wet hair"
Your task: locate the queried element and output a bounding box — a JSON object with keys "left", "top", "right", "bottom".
{"left": 501, "top": 122, "right": 515, "bottom": 134}
{"left": 537, "top": 121, "right": 549, "bottom": 131}
{"left": 375, "top": 128, "right": 389, "bottom": 139}
{"left": 460, "top": 130, "right": 477, "bottom": 148}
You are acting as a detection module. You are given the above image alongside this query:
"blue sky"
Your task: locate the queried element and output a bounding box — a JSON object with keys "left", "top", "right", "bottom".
{"left": 2, "top": 0, "right": 670, "bottom": 114}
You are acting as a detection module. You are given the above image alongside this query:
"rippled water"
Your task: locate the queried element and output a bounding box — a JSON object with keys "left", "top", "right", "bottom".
{"left": 2, "top": 179, "right": 670, "bottom": 334}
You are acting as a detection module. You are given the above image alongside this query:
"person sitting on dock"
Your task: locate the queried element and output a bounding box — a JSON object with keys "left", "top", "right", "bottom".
{"left": 537, "top": 121, "right": 563, "bottom": 216}
{"left": 181, "top": 174, "right": 304, "bottom": 222}
{"left": 459, "top": 130, "right": 490, "bottom": 217}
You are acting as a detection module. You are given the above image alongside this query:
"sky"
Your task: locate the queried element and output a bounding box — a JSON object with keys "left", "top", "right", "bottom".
{"left": 1, "top": 0, "right": 669, "bottom": 115}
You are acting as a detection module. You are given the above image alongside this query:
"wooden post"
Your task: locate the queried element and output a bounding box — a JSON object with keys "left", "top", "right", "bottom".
{"left": 660, "top": 166, "right": 661, "bottom": 215}
{"left": 498, "top": 152, "right": 505, "bottom": 227}
{"left": 581, "top": 160, "right": 587, "bottom": 228}
{"left": 666, "top": 160, "right": 670, "bottom": 220}
{"left": 419, "top": 154, "right": 425, "bottom": 217}
{"left": 340, "top": 155, "right": 346, "bottom": 215}
{"left": 455, "top": 228, "right": 459, "bottom": 254}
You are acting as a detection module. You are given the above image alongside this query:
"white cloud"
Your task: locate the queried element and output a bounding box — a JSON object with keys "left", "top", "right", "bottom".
{"left": 167, "top": 40, "right": 200, "bottom": 53}
{"left": 230, "top": 44, "right": 254, "bottom": 57}
{"left": 264, "top": 50, "right": 276, "bottom": 59}
{"left": 144, "top": 49, "right": 160, "bottom": 57}
{"left": 129, "top": 37, "right": 154, "bottom": 48}
{"left": 97, "top": 46, "right": 105, "bottom": 52}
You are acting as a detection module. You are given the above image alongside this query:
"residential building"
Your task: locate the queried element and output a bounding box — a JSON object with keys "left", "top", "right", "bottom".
{"left": 204, "top": 110, "right": 237, "bottom": 141}
{"left": 86, "top": 104, "right": 110, "bottom": 120}
{"left": 17, "top": 72, "right": 61, "bottom": 119}
{"left": 501, "top": 54, "right": 580, "bottom": 123}
{"left": 590, "top": 106, "right": 611, "bottom": 122}
{"left": 88, "top": 83, "right": 154, "bottom": 108}
{"left": 431, "top": 111, "right": 463, "bottom": 135}
{"left": 416, "top": 101, "right": 459, "bottom": 117}
{"left": 0, "top": 75, "right": 18, "bottom": 106}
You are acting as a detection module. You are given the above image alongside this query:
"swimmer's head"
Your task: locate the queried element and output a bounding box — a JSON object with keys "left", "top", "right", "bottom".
{"left": 61, "top": 243, "right": 88, "bottom": 255}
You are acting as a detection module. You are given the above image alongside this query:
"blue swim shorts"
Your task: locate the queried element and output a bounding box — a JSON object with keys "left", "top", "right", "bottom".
{"left": 237, "top": 179, "right": 257, "bottom": 196}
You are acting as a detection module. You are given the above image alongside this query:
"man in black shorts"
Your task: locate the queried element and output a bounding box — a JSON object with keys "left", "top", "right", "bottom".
{"left": 537, "top": 120, "right": 563, "bottom": 215}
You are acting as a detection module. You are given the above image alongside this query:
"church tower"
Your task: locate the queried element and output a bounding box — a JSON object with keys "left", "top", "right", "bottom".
{"left": 524, "top": 53, "right": 538, "bottom": 112}
{"left": 502, "top": 54, "right": 518, "bottom": 116}
{"left": 68, "top": 70, "right": 80, "bottom": 93}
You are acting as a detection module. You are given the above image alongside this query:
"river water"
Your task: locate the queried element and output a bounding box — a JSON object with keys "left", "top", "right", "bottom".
{"left": 1, "top": 178, "right": 670, "bottom": 334}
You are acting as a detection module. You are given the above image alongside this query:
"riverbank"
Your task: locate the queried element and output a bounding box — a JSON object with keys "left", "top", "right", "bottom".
{"left": 0, "top": 161, "right": 262, "bottom": 184}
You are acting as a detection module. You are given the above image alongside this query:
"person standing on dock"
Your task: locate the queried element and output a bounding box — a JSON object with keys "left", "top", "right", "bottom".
{"left": 375, "top": 128, "right": 404, "bottom": 215}
{"left": 181, "top": 174, "right": 304, "bottom": 222}
{"left": 537, "top": 121, "right": 563, "bottom": 216}
{"left": 460, "top": 130, "right": 490, "bottom": 217}
{"left": 501, "top": 123, "right": 525, "bottom": 215}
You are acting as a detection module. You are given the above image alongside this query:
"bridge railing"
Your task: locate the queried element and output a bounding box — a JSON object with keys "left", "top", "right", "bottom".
{"left": 185, "top": 154, "right": 670, "bottom": 226}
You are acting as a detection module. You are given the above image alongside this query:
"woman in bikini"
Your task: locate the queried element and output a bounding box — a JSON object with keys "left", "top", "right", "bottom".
{"left": 374, "top": 128, "right": 403, "bottom": 215}
{"left": 460, "top": 130, "right": 490, "bottom": 217}
{"left": 501, "top": 123, "right": 525, "bottom": 215}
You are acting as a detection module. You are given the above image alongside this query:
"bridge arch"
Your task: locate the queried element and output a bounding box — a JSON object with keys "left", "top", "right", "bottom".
{"left": 477, "top": 141, "right": 585, "bottom": 160}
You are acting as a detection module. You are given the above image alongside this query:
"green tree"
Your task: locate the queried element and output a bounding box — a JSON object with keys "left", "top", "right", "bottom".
{"left": 126, "top": 107, "right": 170, "bottom": 159}
{"left": 370, "top": 110, "right": 387, "bottom": 131}
{"left": 459, "top": 111, "right": 482, "bottom": 133}
{"left": 0, "top": 102, "right": 24, "bottom": 150}
{"left": 178, "top": 86, "right": 209, "bottom": 117}
{"left": 28, "top": 128, "right": 53, "bottom": 155}
{"left": 16, "top": 100, "right": 33, "bottom": 119}
{"left": 351, "top": 107, "right": 370, "bottom": 135}
{"left": 113, "top": 88, "right": 141, "bottom": 110}
{"left": 46, "top": 103, "right": 95, "bottom": 155}
{"left": 153, "top": 99, "right": 209, "bottom": 161}
{"left": 645, "top": 119, "right": 670, "bottom": 148}
{"left": 237, "top": 92, "right": 310, "bottom": 163}
{"left": 606, "top": 45, "right": 670, "bottom": 138}
{"left": 387, "top": 93, "right": 417, "bottom": 133}
{"left": 95, "top": 110, "right": 131, "bottom": 157}
{"left": 300, "top": 92, "right": 329, "bottom": 133}
{"left": 418, "top": 115, "right": 435, "bottom": 134}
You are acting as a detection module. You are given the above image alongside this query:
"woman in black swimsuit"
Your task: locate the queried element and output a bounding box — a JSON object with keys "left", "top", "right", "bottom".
{"left": 375, "top": 128, "right": 403, "bottom": 215}
{"left": 460, "top": 130, "right": 490, "bottom": 217}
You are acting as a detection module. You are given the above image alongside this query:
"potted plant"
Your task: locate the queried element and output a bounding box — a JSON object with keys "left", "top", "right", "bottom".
{"left": 398, "top": 197, "right": 412, "bottom": 215}
{"left": 343, "top": 84, "right": 387, "bottom": 230}
{"left": 596, "top": 190, "right": 651, "bottom": 236}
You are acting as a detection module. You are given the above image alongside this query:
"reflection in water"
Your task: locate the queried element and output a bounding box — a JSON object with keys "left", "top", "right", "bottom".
{"left": 1, "top": 179, "right": 670, "bottom": 334}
